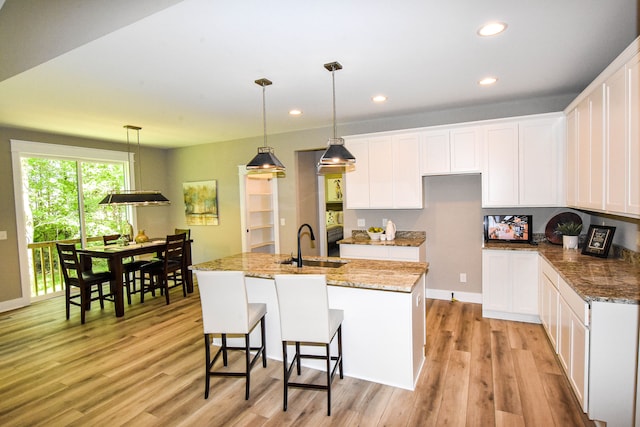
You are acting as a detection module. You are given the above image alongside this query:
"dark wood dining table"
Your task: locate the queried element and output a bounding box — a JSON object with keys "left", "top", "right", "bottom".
{"left": 78, "top": 238, "right": 194, "bottom": 317}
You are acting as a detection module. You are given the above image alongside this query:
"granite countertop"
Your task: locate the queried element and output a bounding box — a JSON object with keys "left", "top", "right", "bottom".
{"left": 338, "top": 230, "right": 426, "bottom": 247}
{"left": 484, "top": 242, "right": 640, "bottom": 305}
{"left": 190, "top": 252, "right": 428, "bottom": 293}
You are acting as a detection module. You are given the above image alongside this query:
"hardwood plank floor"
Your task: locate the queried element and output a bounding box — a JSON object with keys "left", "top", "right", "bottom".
{"left": 0, "top": 289, "right": 594, "bottom": 426}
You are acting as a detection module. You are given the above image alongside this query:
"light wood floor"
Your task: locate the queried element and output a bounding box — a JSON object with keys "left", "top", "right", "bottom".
{"left": 0, "top": 287, "right": 594, "bottom": 426}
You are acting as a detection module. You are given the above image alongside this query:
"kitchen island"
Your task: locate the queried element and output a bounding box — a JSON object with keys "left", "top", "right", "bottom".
{"left": 191, "top": 252, "right": 428, "bottom": 390}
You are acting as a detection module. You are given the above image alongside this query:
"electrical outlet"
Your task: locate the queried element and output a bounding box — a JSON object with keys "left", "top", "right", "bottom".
{"left": 382, "top": 218, "right": 388, "bottom": 227}
{"left": 357, "top": 218, "right": 365, "bottom": 228}
{"left": 0, "top": 231, "right": 6, "bottom": 240}
{"left": 459, "top": 273, "right": 467, "bottom": 283}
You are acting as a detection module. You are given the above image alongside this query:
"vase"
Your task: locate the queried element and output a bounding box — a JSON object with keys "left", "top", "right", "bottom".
{"left": 562, "top": 235, "right": 578, "bottom": 250}
{"left": 134, "top": 229, "right": 149, "bottom": 243}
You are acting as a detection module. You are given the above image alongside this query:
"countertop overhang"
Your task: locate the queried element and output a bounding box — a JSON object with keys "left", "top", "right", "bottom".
{"left": 484, "top": 242, "right": 640, "bottom": 304}
{"left": 190, "top": 252, "right": 428, "bottom": 293}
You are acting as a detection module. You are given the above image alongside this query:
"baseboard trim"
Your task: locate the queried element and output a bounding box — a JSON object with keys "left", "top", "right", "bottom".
{"left": 426, "top": 288, "right": 482, "bottom": 304}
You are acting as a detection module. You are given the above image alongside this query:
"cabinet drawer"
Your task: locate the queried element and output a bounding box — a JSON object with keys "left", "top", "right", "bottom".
{"left": 559, "top": 277, "right": 589, "bottom": 326}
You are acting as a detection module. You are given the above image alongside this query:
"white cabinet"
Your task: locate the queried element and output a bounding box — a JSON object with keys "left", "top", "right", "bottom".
{"left": 339, "top": 243, "right": 425, "bottom": 262}
{"left": 566, "top": 39, "right": 640, "bottom": 219}
{"left": 420, "top": 126, "right": 482, "bottom": 175}
{"left": 345, "top": 132, "right": 422, "bottom": 209}
{"left": 481, "top": 249, "right": 539, "bottom": 323}
{"left": 557, "top": 277, "right": 589, "bottom": 411}
{"left": 482, "top": 115, "right": 564, "bottom": 207}
{"left": 539, "top": 258, "right": 559, "bottom": 349}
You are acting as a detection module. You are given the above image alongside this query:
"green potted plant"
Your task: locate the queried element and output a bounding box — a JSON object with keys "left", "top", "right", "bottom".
{"left": 555, "top": 222, "right": 582, "bottom": 249}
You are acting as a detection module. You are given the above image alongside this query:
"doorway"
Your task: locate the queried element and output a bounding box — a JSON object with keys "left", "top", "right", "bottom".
{"left": 295, "top": 150, "right": 344, "bottom": 257}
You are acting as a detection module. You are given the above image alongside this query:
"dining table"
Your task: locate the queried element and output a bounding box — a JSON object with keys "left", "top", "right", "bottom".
{"left": 78, "top": 238, "right": 194, "bottom": 317}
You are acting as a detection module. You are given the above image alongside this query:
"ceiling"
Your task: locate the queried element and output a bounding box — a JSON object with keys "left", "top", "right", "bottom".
{"left": 0, "top": 0, "right": 638, "bottom": 148}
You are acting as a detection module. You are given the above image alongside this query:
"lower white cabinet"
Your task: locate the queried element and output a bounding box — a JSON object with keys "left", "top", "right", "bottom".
{"left": 339, "top": 243, "right": 425, "bottom": 262}
{"left": 481, "top": 249, "right": 539, "bottom": 323}
{"left": 539, "top": 258, "right": 559, "bottom": 349}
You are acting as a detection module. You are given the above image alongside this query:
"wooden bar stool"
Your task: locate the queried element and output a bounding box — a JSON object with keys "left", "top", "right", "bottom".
{"left": 194, "top": 270, "right": 267, "bottom": 400}
{"left": 274, "top": 274, "right": 344, "bottom": 416}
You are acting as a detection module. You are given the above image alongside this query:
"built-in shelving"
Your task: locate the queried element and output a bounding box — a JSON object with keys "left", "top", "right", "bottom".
{"left": 239, "top": 167, "right": 280, "bottom": 253}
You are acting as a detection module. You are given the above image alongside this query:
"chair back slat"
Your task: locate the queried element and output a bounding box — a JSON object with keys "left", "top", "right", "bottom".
{"left": 56, "top": 243, "right": 83, "bottom": 284}
{"left": 195, "top": 270, "right": 251, "bottom": 334}
{"left": 274, "top": 274, "right": 331, "bottom": 343}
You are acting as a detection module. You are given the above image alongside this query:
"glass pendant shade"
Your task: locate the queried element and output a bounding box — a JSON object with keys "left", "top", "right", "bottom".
{"left": 246, "top": 78, "right": 285, "bottom": 173}
{"left": 318, "top": 61, "right": 355, "bottom": 173}
{"left": 99, "top": 125, "right": 170, "bottom": 206}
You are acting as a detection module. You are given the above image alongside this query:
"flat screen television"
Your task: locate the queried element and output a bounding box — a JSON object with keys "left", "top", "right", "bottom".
{"left": 484, "top": 215, "right": 532, "bottom": 243}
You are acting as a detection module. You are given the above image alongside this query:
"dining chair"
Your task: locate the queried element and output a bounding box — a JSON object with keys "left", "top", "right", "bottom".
{"left": 103, "top": 234, "right": 147, "bottom": 304}
{"left": 139, "top": 233, "right": 187, "bottom": 304}
{"left": 56, "top": 242, "right": 115, "bottom": 324}
{"left": 194, "top": 270, "right": 267, "bottom": 400}
{"left": 273, "top": 274, "right": 344, "bottom": 416}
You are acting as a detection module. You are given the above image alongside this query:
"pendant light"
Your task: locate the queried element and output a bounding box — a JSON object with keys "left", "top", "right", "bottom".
{"left": 317, "top": 61, "right": 356, "bottom": 174}
{"left": 246, "top": 78, "right": 285, "bottom": 173}
{"left": 99, "top": 125, "right": 170, "bottom": 206}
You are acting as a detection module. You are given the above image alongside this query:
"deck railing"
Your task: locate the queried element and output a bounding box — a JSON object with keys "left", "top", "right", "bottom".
{"left": 27, "top": 236, "right": 104, "bottom": 298}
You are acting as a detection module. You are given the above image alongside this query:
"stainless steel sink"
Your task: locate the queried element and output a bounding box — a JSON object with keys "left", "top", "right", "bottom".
{"left": 277, "top": 258, "right": 346, "bottom": 268}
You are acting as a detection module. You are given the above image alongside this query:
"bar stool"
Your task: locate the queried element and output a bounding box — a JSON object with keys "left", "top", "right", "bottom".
{"left": 274, "top": 274, "right": 344, "bottom": 416}
{"left": 194, "top": 270, "right": 267, "bottom": 400}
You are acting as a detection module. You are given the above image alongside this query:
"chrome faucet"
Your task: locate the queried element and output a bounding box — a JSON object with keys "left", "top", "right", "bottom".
{"left": 294, "top": 223, "right": 315, "bottom": 267}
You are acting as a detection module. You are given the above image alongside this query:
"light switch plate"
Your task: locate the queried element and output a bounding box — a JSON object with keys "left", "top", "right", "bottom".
{"left": 0, "top": 231, "right": 7, "bottom": 240}
{"left": 357, "top": 218, "right": 365, "bottom": 228}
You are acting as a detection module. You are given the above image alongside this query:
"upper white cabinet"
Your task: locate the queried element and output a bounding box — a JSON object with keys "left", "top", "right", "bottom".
{"left": 566, "top": 38, "right": 640, "bottom": 219}
{"left": 345, "top": 132, "right": 422, "bottom": 209}
{"left": 482, "top": 114, "right": 565, "bottom": 207}
{"left": 420, "top": 126, "right": 482, "bottom": 175}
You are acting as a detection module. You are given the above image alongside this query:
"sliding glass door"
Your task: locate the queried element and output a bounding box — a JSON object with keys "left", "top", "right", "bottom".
{"left": 11, "top": 140, "right": 133, "bottom": 302}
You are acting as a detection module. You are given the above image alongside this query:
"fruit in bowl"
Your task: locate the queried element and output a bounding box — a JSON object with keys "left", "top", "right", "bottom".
{"left": 367, "top": 227, "right": 384, "bottom": 240}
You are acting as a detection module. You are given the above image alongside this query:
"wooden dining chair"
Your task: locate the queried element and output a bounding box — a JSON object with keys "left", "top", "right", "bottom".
{"left": 139, "top": 233, "right": 187, "bottom": 304}
{"left": 103, "top": 234, "right": 147, "bottom": 304}
{"left": 56, "top": 243, "right": 115, "bottom": 324}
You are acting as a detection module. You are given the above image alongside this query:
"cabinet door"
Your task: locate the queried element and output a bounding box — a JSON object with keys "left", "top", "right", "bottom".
{"left": 482, "top": 251, "right": 511, "bottom": 312}
{"left": 566, "top": 109, "right": 578, "bottom": 207}
{"left": 482, "top": 123, "right": 519, "bottom": 207}
{"left": 420, "top": 130, "right": 450, "bottom": 175}
{"left": 345, "top": 138, "right": 371, "bottom": 209}
{"left": 576, "top": 97, "right": 592, "bottom": 208}
{"left": 605, "top": 67, "right": 627, "bottom": 213}
{"left": 589, "top": 87, "right": 605, "bottom": 210}
{"left": 627, "top": 53, "right": 640, "bottom": 215}
{"left": 368, "top": 136, "right": 394, "bottom": 208}
{"left": 519, "top": 117, "right": 563, "bottom": 206}
{"left": 511, "top": 252, "right": 538, "bottom": 315}
{"left": 450, "top": 127, "right": 482, "bottom": 173}
{"left": 570, "top": 313, "right": 589, "bottom": 411}
{"left": 392, "top": 133, "right": 422, "bottom": 208}
{"left": 558, "top": 296, "right": 572, "bottom": 372}
{"left": 540, "top": 274, "right": 559, "bottom": 350}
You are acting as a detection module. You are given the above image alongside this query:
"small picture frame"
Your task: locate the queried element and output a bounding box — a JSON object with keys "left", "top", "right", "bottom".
{"left": 581, "top": 225, "right": 616, "bottom": 258}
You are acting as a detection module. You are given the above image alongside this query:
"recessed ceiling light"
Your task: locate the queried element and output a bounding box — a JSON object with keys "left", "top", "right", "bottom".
{"left": 477, "top": 22, "right": 507, "bottom": 37}
{"left": 372, "top": 95, "right": 387, "bottom": 103}
{"left": 289, "top": 109, "right": 302, "bottom": 116}
{"left": 479, "top": 77, "right": 498, "bottom": 86}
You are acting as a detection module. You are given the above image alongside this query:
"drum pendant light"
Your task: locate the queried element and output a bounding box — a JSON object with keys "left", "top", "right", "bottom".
{"left": 317, "top": 61, "right": 356, "bottom": 174}
{"left": 99, "top": 125, "right": 170, "bottom": 206}
{"left": 246, "top": 78, "right": 285, "bottom": 173}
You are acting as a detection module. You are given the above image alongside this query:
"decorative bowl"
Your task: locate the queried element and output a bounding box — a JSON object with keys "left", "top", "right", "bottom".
{"left": 367, "top": 231, "right": 383, "bottom": 240}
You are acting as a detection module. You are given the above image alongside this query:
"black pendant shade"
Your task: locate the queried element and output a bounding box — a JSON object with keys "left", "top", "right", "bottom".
{"left": 99, "top": 125, "right": 170, "bottom": 206}
{"left": 99, "top": 190, "right": 170, "bottom": 206}
{"left": 246, "top": 78, "right": 285, "bottom": 173}
{"left": 317, "top": 61, "right": 356, "bottom": 174}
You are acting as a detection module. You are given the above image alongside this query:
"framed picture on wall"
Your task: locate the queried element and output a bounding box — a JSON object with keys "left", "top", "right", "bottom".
{"left": 183, "top": 180, "right": 219, "bottom": 226}
{"left": 582, "top": 225, "right": 615, "bottom": 258}
{"left": 326, "top": 177, "right": 343, "bottom": 202}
